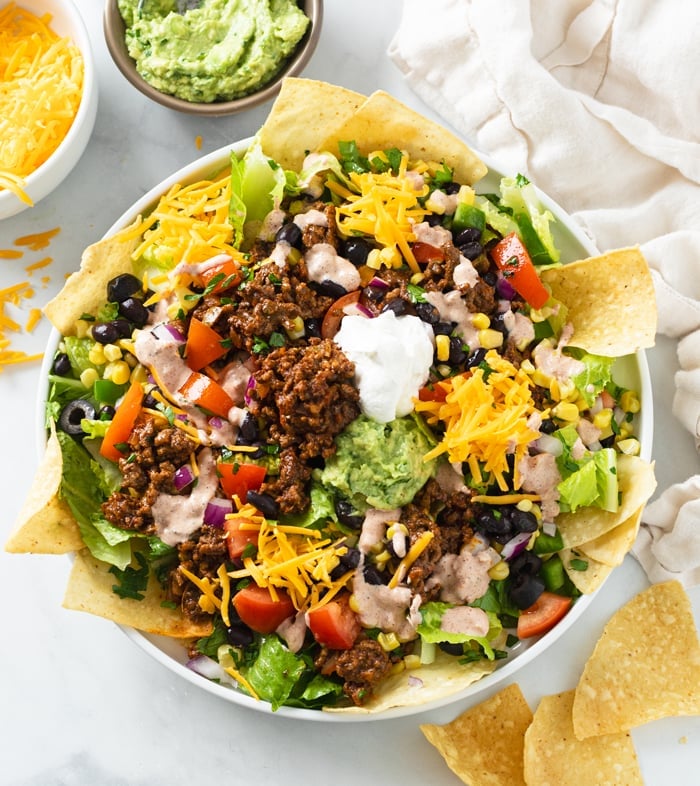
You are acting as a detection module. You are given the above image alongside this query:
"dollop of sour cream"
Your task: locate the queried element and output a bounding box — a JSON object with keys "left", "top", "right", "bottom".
{"left": 333, "top": 310, "right": 434, "bottom": 423}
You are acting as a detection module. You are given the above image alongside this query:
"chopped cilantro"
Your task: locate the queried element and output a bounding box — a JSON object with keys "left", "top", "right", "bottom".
{"left": 109, "top": 551, "right": 149, "bottom": 600}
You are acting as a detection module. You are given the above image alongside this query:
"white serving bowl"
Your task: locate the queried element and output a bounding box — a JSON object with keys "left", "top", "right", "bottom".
{"left": 37, "top": 141, "right": 653, "bottom": 721}
{"left": 0, "top": 0, "right": 98, "bottom": 221}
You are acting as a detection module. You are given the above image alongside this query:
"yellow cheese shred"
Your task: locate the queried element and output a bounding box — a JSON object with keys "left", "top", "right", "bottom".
{"left": 0, "top": 4, "right": 84, "bottom": 205}
{"left": 333, "top": 154, "right": 429, "bottom": 274}
{"left": 415, "top": 350, "right": 541, "bottom": 491}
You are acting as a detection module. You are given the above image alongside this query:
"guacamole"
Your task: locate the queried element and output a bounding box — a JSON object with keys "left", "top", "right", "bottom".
{"left": 118, "top": 0, "right": 310, "bottom": 103}
{"left": 320, "top": 416, "right": 439, "bottom": 512}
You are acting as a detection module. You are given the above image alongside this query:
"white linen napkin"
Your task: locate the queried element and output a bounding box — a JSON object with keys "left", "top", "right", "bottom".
{"left": 389, "top": 0, "right": 700, "bottom": 586}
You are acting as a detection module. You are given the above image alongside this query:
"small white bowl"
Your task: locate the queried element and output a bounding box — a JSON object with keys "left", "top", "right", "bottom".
{"left": 0, "top": 0, "right": 98, "bottom": 221}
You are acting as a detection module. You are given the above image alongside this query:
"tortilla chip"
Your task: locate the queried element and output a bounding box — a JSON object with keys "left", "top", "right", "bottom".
{"left": 524, "top": 690, "right": 643, "bottom": 785}
{"left": 577, "top": 507, "right": 644, "bottom": 567}
{"left": 259, "top": 77, "right": 366, "bottom": 172}
{"left": 541, "top": 247, "right": 656, "bottom": 356}
{"left": 559, "top": 548, "right": 615, "bottom": 594}
{"left": 421, "top": 683, "right": 533, "bottom": 786}
{"left": 325, "top": 650, "right": 496, "bottom": 714}
{"left": 43, "top": 229, "right": 138, "bottom": 336}
{"left": 319, "top": 89, "right": 487, "bottom": 185}
{"left": 63, "top": 549, "right": 212, "bottom": 639}
{"left": 557, "top": 454, "right": 656, "bottom": 550}
{"left": 4, "top": 428, "right": 82, "bottom": 554}
{"left": 572, "top": 580, "right": 700, "bottom": 739}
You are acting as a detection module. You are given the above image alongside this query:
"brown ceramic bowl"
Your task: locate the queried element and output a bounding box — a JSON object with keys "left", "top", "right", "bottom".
{"left": 103, "top": 0, "right": 322, "bottom": 117}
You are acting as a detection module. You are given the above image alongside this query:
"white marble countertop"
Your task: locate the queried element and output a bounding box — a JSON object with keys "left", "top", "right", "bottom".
{"left": 1, "top": 2, "right": 699, "bottom": 784}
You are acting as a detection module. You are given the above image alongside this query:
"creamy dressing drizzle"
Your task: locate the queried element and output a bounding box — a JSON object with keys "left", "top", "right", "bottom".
{"left": 293, "top": 208, "right": 328, "bottom": 230}
{"left": 423, "top": 289, "right": 480, "bottom": 350}
{"left": 358, "top": 508, "right": 401, "bottom": 553}
{"left": 173, "top": 253, "right": 232, "bottom": 278}
{"left": 152, "top": 447, "right": 219, "bottom": 546}
{"left": 440, "top": 606, "right": 490, "bottom": 638}
{"left": 425, "top": 545, "right": 496, "bottom": 604}
{"left": 517, "top": 452, "right": 561, "bottom": 522}
{"left": 304, "top": 243, "right": 361, "bottom": 291}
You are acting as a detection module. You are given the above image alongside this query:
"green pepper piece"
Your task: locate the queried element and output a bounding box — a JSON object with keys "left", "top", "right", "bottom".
{"left": 93, "top": 378, "right": 126, "bottom": 406}
{"left": 540, "top": 554, "right": 565, "bottom": 592}
{"left": 452, "top": 203, "right": 486, "bottom": 235}
{"left": 532, "top": 528, "right": 565, "bottom": 554}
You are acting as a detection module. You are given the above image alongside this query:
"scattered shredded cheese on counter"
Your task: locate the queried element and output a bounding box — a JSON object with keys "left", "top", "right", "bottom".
{"left": 0, "top": 4, "right": 83, "bottom": 205}
{"left": 415, "top": 350, "right": 541, "bottom": 491}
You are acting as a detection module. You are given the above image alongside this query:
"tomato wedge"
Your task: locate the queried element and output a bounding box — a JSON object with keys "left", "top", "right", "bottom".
{"left": 490, "top": 232, "right": 550, "bottom": 309}
{"left": 516, "top": 591, "right": 572, "bottom": 639}
{"left": 223, "top": 516, "right": 259, "bottom": 560}
{"left": 217, "top": 461, "right": 267, "bottom": 502}
{"left": 185, "top": 317, "right": 227, "bottom": 371}
{"left": 307, "top": 593, "right": 361, "bottom": 650}
{"left": 412, "top": 242, "right": 444, "bottom": 265}
{"left": 99, "top": 380, "right": 143, "bottom": 462}
{"left": 179, "top": 371, "right": 234, "bottom": 418}
{"left": 198, "top": 256, "right": 242, "bottom": 294}
{"left": 321, "top": 290, "right": 361, "bottom": 339}
{"left": 233, "top": 584, "right": 295, "bottom": 634}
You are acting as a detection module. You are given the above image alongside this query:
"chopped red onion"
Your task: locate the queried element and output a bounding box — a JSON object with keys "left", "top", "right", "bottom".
{"left": 496, "top": 275, "right": 517, "bottom": 300}
{"left": 368, "top": 277, "right": 389, "bottom": 290}
{"left": 204, "top": 497, "right": 233, "bottom": 528}
{"left": 542, "top": 521, "right": 557, "bottom": 536}
{"left": 208, "top": 416, "right": 223, "bottom": 429}
{"left": 151, "top": 323, "right": 185, "bottom": 343}
{"left": 500, "top": 531, "right": 532, "bottom": 561}
{"left": 186, "top": 655, "right": 237, "bottom": 687}
{"left": 173, "top": 464, "right": 195, "bottom": 491}
{"left": 407, "top": 675, "right": 424, "bottom": 688}
{"left": 343, "top": 301, "right": 374, "bottom": 319}
{"left": 244, "top": 375, "right": 256, "bottom": 406}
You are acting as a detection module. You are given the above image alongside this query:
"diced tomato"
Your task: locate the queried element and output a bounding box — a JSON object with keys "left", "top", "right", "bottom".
{"left": 516, "top": 591, "right": 572, "bottom": 639}
{"left": 198, "top": 256, "right": 242, "bottom": 294}
{"left": 179, "top": 371, "right": 234, "bottom": 418}
{"left": 307, "top": 593, "right": 362, "bottom": 650}
{"left": 217, "top": 461, "right": 267, "bottom": 502}
{"left": 412, "top": 242, "right": 444, "bottom": 265}
{"left": 490, "top": 232, "right": 550, "bottom": 309}
{"left": 417, "top": 381, "right": 449, "bottom": 403}
{"left": 223, "top": 516, "right": 259, "bottom": 560}
{"left": 99, "top": 380, "right": 143, "bottom": 462}
{"left": 233, "top": 584, "right": 295, "bottom": 634}
{"left": 320, "top": 290, "right": 361, "bottom": 339}
{"left": 185, "top": 317, "right": 227, "bottom": 371}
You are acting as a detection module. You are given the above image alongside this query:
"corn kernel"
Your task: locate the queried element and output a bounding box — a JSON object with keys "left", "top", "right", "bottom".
{"left": 390, "top": 660, "right": 406, "bottom": 676}
{"left": 105, "top": 361, "right": 131, "bottom": 385}
{"left": 88, "top": 344, "right": 106, "bottom": 365}
{"left": 520, "top": 359, "right": 535, "bottom": 373}
{"left": 550, "top": 378, "right": 576, "bottom": 402}
{"left": 379, "top": 246, "right": 402, "bottom": 269}
{"left": 530, "top": 369, "right": 551, "bottom": 389}
{"left": 457, "top": 185, "right": 475, "bottom": 205}
{"left": 374, "top": 549, "right": 392, "bottom": 567}
{"left": 348, "top": 594, "right": 360, "bottom": 614}
{"left": 285, "top": 315, "right": 305, "bottom": 340}
{"left": 478, "top": 328, "right": 504, "bottom": 350}
{"left": 488, "top": 560, "right": 510, "bottom": 580}
{"left": 616, "top": 437, "right": 640, "bottom": 456}
{"left": 79, "top": 368, "right": 99, "bottom": 387}
{"left": 130, "top": 365, "right": 148, "bottom": 385}
{"left": 377, "top": 632, "right": 401, "bottom": 652}
{"left": 403, "top": 654, "right": 422, "bottom": 670}
{"left": 516, "top": 499, "right": 533, "bottom": 512}
{"left": 618, "top": 422, "right": 633, "bottom": 440}
{"left": 410, "top": 272, "right": 425, "bottom": 285}
{"left": 552, "top": 401, "right": 580, "bottom": 422}
{"left": 425, "top": 195, "right": 446, "bottom": 215}
{"left": 103, "top": 343, "right": 122, "bottom": 362}
{"left": 593, "top": 408, "right": 613, "bottom": 430}
{"left": 435, "top": 333, "right": 451, "bottom": 362}
{"left": 366, "top": 248, "right": 382, "bottom": 270}
{"left": 620, "top": 391, "right": 640, "bottom": 413}
{"left": 436, "top": 363, "right": 452, "bottom": 377}
{"left": 471, "top": 312, "right": 490, "bottom": 330}
{"left": 75, "top": 319, "right": 91, "bottom": 338}
{"left": 386, "top": 522, "right": 408, "bottom": 539}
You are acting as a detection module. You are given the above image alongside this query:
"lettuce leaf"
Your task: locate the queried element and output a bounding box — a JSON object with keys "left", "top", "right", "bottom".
{"left": 417, "top": 602, "right": 501, "bottom": 660}
{"left": 569, "top": 350, "right": 615, "bottom": 407}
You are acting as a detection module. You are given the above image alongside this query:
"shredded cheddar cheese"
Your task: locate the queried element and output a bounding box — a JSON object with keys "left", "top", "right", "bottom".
{"left": 415, "top": 350, "right": 541, "bottom": 491}
{"left": 0, "top": 5, "right": 83, "bottom": 205}
{"left": 332, "top": 154, "right": 429, "bottom": 274}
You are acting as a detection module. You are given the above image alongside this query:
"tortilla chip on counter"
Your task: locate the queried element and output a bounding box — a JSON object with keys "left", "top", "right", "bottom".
{"left": 325, "top": 650, "right": 496, "bottom": 715}
{"left": 421, "top": 683, "right": 533, "bottom": 786}
{"left": 43, "top": 229, "right": 138, "bottom": 336}
{"left": 523, "top": 690, "right": 643, "bottom": 786}
{"left": 63, "top": 549, "right": 212, "bottom": 639}
{"left": 572, "top": 580, "right": 700, "bottom": 739}
{"left": 319, "top": 89, "right": 488, "bottom": 185}
{"left": 557, "top": 454, "right": 657, "bottom": 550}
{"left": 259, "top": 77, "right": 365, "bottom": 172}
{"left": 4, "top": 428, "right": 82, "bottom": 554}
{"left": 541, "top": 247, "right": 656, "bottom": 357}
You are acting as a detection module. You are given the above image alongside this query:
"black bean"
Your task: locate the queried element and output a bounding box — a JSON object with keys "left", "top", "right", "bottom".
{"left": 275, "top": 222, "right": 302, "bottom": 248}
{"left": 118, "top": 297, "right": 149, "bottom": 327}
{"left": 425, "top": 213, "right": 443, "bottom": 227}
{"left": 91, "top": 322, "right": 121, "bottom": 345}
{"left": 142, "top": 391, "right": 160, "bottom": 410}
{"left": 364, "top": 284, "right": 387, "bottom": 303}
{"left": 226, "top": 624, "right": 254, "bottom": 647}
{"left": 111, "top": 318, "right": 133, "bottom": 339}
{"left": 510, "top": 550, "right": 543, "bottom": 577}
{"left": 539, "top": 418, "right": 557, "bottom": 435}
{"left": 312, "top": 280, "right": 347, "bottom": 299}
{"left": 454, "top": 226, "right": 481, "bottom": 246}
{"left": 342, "top": 237, "right": 372, "bottom": 266}
{"left": 509, "top": 572, "right": 545, "bottom": 610}
{"left": 458, "top": 240, "right": 483, "bottom": 260}
{"left": 510, "top": 509, "right": 539, "bottom": 534}
{"left": 438, "top": 641, "right": 464, "bottom": 656}
{"left": 476, "top": 509, "right": 511, "bottom": 537}
{"left": 363, "top": 563, "right": 386, "bottom": 586}
{"left": 246, "top": 490, "right": 279, "bottom": 520}
{"left": 433, "top": 321, "right": 454, "bottom": 336}
{"left": 381, "top": 297, "right": 414, "bottom": 317}
{"left": 107, "top": 273, "right": 142, "bottom": 303}
{"left": 415, "top": 301, "right": 440, "bottom": 325}
{"left": 448, "top": 335, "right": 468, "bottom": 365}
{"left": 335, "top": 500, "right": 364, "bottom": 529}
{"left": 58, "top": 399, "right": 96, "bottom": 437}
{"left": 482, "top": 270, "right": 498, "bottom": 288}
{"left": 443, "top": 182, "right": 461, "bottom": 195}
{"left": 465, "top": 347, "right": 487, "bottom": 370}
{"left": 237, "top": 412, "right": 259, "bottom": 444}
{"left": 304, "top": 318, "right": 322, "bottom": 338}
{"left": 330, "top": 546, "right": 361, "bottom": 580}
{"left": 51, "top": 352, "right": 71, "bottom": 376}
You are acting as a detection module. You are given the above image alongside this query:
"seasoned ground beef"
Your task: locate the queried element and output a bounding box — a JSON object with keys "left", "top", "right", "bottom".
{"left": 101, "top": 416, "right": 195, "bottom": 534}
{"left": 400, "top": 503, "right": 443, "bottom": 597}
{"left": 315, "top": 638, "right": 393, "bottom": 706}
{"left": 301, "top": 203, "right": 340, "bottom": 249}
{"left": 259, "top": 447, "right": 312, "bottom": 515}
{"left": 249, "top": 338, "right": 360, "bottom": 461}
